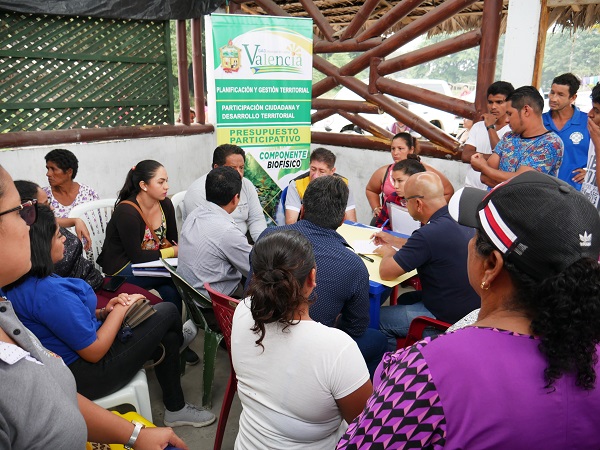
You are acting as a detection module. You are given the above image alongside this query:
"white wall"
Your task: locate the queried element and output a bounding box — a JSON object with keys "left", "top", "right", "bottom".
{"left": 0, "top": 134, "right": 217, "bottom": 199}
{"left": 318, "top": 144, "right": 469, "bottom": 224}
{"left": 0, "top": 135, "right": 468, "bottom": 225}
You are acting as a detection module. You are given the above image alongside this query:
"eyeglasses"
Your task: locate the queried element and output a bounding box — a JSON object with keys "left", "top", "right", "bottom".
{"left": 405, "top": 195, "right": 425, "bottom": 201}
{"left": 0, "top": 199, "right": 38, "bottom": 226}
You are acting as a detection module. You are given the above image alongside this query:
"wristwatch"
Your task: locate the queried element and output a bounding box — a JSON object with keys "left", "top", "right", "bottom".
{"left": 124, "top": 421, "right": 145, "bottom": 449}
{"left": 486, "top": 123, "right": 496, "bottom": 130}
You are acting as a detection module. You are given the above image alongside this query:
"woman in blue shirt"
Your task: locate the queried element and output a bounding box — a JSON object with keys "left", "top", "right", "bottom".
{"left": 5, "top": 205, "right": 215, "bottom": 429}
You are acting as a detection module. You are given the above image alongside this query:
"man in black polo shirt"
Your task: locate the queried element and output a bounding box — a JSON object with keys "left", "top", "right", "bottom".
{"left": 373, "top": 172, "right": 480, "bottom": 349}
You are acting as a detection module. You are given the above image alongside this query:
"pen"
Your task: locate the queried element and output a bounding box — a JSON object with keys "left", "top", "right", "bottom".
{"left": 381, "top": 219, "right": 389, "bottom": 229}
{"left": 358, "top": 253, "right": 374, "bottom": 263}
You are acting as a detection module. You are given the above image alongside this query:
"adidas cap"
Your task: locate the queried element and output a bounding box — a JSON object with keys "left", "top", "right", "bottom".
{"left": 449, "top": 171, "right": 600, "bottom": 281}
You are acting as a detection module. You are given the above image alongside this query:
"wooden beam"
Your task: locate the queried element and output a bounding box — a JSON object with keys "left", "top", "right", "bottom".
{"left": 313, "top": 55, "right": 461, "bottom": 151}
{"left": 311, "top": 131, "right": 461, "bottom": 159}
{"left": 311, "top": 109, "right": 335, "bottom": 124}
{"left": 312, "top": 76, "right": 339, "bottom": 99}
{"left": 250, "top": 0, "right": 290, "bottom": 16}
{"left": 342, "top": 0, "right": 480, "bottom": 76}
{"left": 547, "top": 0, "right": 600, "bottom": 6}
{"left": 378, "top": 30, "right": 481, "bottom": 75}
{"left": 0, "top": 124, "right": 214, "bottom": 149}
{"left": 355, "top": 0, "right": 426, "bottom": 43}
{"left": 314, "top": 37, "right": 382, "bottom": 53}
{"left": 532, "top": 0, "right": 549, "bottom": 88}
{"left": 312, "top": 99, "right": 381, "bottom": 115}
{"left": 338, "top": 110, "right": 392, "bottom": 139}
{"left": 376, "top": 78, "right": 476, "bottom": 119}
{"left": 299, "top": 0, "right": 336, "bottom": 41}
{"left": 340, "top": 0, "right": 381, "bottom": 41}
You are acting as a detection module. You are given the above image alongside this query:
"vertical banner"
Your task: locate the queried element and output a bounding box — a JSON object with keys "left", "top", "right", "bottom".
{"left": 207, "top": 13, "right": 313, "bottom": 225}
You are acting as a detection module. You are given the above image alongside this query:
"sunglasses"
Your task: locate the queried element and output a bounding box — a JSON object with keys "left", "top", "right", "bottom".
{"left": 0, "top": 199, "right": 38, "bottom": 226}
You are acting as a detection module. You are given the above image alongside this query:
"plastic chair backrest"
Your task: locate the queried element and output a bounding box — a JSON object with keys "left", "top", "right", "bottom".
{"left": 69, "top": 198, "right": 117, "bottom": 272}
{"left": 400, "top": 315, "right": 451, "bottom": 348}
{"left": 204, "top": 282, "right": 239, "bottom": 351}
{"left": 170, "top": 190, "right": 187, "bottom": 234}
{"left": 160, "top": 258, "right": 212, "bottom": 328}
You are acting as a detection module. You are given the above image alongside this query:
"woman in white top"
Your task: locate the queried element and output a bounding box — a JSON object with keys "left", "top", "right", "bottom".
{"left": 231, "top": 229, "right": 372, "bottom": 450}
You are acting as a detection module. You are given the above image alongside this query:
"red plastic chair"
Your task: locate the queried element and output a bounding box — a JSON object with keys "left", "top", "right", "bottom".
{"left": 390, "top": 275, "right": 422, "bottom": 306}
{"left": 204, "top": 282, "right": 240, "bottom": 450}
{"left": 396, "top": 316, "right": 451, "bottom": 349}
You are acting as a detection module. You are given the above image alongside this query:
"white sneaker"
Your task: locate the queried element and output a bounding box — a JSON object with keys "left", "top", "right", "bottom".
{"left": 163, "top": 403, "right": 216, "bottom": 428}
{"left": 180, "top": 319, "right": 198, "bottom": 352}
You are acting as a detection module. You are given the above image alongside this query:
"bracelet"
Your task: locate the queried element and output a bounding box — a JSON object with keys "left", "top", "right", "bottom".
{"left": 124, "top": 421, "right": 145, "bottom": 449}
{"left": 486, "top": 124, "right": 496, "bottom": 130}
{"left": 100, "top": 307, "right": 106, "bottom": 320}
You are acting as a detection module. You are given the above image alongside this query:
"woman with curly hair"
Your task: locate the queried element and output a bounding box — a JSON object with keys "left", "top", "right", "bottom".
{"left": 231, "top": 230, "right": 372, "bottom": 450}
{"left": 339, "top": 171, "right": 600, "bottom": 449}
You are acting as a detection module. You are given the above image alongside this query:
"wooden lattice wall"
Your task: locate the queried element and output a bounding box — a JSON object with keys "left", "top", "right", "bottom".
{"left": 0, "top": 12, "right": 174, "bottom": 132}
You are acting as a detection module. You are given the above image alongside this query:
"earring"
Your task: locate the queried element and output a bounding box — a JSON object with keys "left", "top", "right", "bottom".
{"left": 480, "top": 280, "right": 490, "bottom": 291}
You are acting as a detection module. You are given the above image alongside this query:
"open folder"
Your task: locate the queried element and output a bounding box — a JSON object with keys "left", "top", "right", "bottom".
{"left": 336, "top": 223, "right": 417, "bottom": 287}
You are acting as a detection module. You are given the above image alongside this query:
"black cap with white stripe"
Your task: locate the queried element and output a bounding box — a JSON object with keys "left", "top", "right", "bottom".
{"left": 449, "top": 171, "right": 600, "bottom": 281}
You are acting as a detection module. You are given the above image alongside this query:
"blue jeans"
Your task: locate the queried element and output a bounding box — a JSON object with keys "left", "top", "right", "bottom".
{"left": 352, "top": 328, "right": 388, "bottom": 379}
{"left": 379, "top": 292, "right": 437, "bottom": 351}
{"left": 69, "top": 302, "right": 185, "bottom": 411}
{"left": 118, "top": 264, "right": 182, "bottom": 313}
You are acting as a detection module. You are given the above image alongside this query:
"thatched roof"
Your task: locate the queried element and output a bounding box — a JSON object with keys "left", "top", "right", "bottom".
{"left": 236, "top": 1, "right": 600, "bottom": 39}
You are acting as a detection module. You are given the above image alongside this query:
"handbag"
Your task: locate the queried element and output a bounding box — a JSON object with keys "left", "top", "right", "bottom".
{"left": 121, "top": 200, "right": 173, "bottom": 250}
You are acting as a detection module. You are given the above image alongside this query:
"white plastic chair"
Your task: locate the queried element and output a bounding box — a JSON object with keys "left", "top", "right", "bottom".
{"left": 93, "top": 369, "right": 153, "bottom": 420}
{"left": 69, "top": 198, "right": 116, "bottom": 272}
{"left": 170, "top": 190, "right": 187, "bottom": 234}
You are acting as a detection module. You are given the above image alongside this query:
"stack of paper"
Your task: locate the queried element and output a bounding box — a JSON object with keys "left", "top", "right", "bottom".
{"left": 132, "top": 258, "right": 178, "bottom": 277}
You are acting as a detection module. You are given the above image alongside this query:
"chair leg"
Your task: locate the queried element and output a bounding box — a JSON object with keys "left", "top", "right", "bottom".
{"left": 202, "top": 328, "right": 224, "bottom": 408}
{"left": 213, "top": 372, "right": 237, "bottom": 450}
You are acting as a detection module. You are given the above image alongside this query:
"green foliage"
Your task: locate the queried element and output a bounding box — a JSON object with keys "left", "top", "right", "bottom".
{"left": 541, "top": 28, "right": 600, "bottom": 90}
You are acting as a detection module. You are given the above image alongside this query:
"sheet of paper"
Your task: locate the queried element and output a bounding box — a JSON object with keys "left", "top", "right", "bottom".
{"left": 132, "top": 257, "right": 178, "bottom": 269}
{"left": 352, "top": 239, "right": 379, "bottom": 255}
{"left": 337, "top": 223, "right": 417, "bottom": 287}
{"left": 389, "top": 203, "right": 420, "bottom": 235}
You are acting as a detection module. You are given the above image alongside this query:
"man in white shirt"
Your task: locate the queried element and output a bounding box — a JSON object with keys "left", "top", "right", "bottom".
{"left": 581, "top": 83, "right": 600, "bottom": 210}
{"left": 461, "top": 81, "right": 515, "bottom": 190}
{"left": 183, "top": 144, "right": 267, "bottom": 242}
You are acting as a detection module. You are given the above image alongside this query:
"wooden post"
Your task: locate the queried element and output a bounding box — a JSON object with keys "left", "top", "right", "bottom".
{"left": 191, "top": 18, "right": 205, "bottom": 124}
{"left": 176, "top": 20, "right": 191, "bottom": 126}
{"left": 532, "top": 0, "right": 549, "bottom": 88}
{"left": 474, "top": 0, "right": 503, "bottom": 118}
